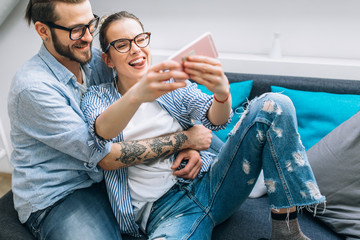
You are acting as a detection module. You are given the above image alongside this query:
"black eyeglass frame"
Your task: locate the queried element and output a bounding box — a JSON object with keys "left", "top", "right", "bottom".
{"left": 105, "top": 32, "right": 151, "bottom": 53}
{"left": 45, "top": 15, "right": 99, "bottom": 41}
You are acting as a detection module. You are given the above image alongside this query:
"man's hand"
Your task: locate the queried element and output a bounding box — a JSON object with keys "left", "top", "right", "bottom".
{"left": 171, "top": 149, "right": 202, "bottom": 180}
{"left": 184, "top": 125, "right": 212, "bottom": 151}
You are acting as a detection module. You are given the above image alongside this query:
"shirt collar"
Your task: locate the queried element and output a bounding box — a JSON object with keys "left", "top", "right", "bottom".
{"left": 38, "top": 44, "right": 92, "bottom": 85}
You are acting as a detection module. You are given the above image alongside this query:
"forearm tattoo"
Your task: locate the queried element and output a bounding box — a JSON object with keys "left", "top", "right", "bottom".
{"left": 173, "top": 133, "right": 188, "bottom": 152}
{"left": 116, "top": 142, "right": 147, "bottom": 165}
{"left": 149, "top": 136, "right": 173, "bottom": 156}
{"left": 115, "top": 132, "right": 188, "bottom": 166}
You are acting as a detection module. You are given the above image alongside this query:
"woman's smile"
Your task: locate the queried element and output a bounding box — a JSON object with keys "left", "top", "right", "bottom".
{"left": 129, "top": 57, "right": 146, "bottom": 68}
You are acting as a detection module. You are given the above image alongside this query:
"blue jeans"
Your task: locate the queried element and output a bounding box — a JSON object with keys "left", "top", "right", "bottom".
{"left": 146, "top": 93, "right": 325, "bottom": 239}
{"left": 26, "top": 181, "right": 122, "bottom": 240}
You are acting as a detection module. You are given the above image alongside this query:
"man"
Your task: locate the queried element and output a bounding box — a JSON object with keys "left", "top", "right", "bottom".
{"left": 8, "top": 1, "right": 212, "bottom": 239}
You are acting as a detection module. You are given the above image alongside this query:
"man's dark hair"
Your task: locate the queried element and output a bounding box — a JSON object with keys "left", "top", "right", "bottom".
{"left": 99, "top": 11, "right": 144, "bottom": 53}
{"left": 25, "top": 0, "right": 86, "bottom": 26}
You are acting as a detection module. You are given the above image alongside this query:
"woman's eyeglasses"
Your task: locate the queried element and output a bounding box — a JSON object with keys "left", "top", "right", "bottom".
{"left": 45, "top": 15, "right": 99, "bottom": 41}
{"left": 105, "top": 32, "right": 151, "bottom": 53}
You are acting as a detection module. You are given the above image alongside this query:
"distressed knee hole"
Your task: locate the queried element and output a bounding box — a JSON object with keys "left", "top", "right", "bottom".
{"left": 285, "top": 161, "right": 293, "bottom": 172}
{"left": 262, "top": 99, "right": 283, "bottom": 115}
{"left": 265, "top": 179, "right": 276, "bottom": 193}
{"left": 293, "top": 152, "right": 305, "bottom": 166}
{"left": 272, "top": 124, "right": 283, "bottom": 138}
{"left": 262, "top": 100, "right": 276, "bottom": 112}
{"left": 242, "top": 159, "right": 250, "bottom": 174}
{"left": 306, "top": 181, "right": 323, "bottom": 200}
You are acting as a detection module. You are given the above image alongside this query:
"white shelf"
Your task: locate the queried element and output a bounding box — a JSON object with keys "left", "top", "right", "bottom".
{"left": 151, "top": 49, "right": 360, "bottom": 80}
{"left": 219, "top": 53, "right": 360, "bottom": 67}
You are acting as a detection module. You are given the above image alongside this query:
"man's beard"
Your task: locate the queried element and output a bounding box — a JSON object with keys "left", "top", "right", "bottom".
{"left": 51, "top": 30, "right": 92, "bottom": 65}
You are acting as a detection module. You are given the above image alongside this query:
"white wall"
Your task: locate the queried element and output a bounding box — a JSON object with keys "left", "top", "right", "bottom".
{"left": 0, "top": 1, "right": 41, "bottom": 173}
{"left": 91, "top": 0, "right": 360, "bottom": 79}
{"left": 93, "top": 0, "right": 360, "bottom": 59}
{"left": 0, "top": 0, "right": 360, "bottom": 173}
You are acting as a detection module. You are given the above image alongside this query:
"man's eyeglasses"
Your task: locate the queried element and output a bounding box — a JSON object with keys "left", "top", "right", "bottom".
{"left": 45, "top": 15, "right": 99, "bottom": 41}
{"left": 105, "top": 32, "right": 151, "bottom": 53}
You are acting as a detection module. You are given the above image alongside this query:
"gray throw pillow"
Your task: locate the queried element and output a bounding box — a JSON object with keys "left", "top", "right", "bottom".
{"left": 307, "top": 110, "right": 360, "bottom": 239}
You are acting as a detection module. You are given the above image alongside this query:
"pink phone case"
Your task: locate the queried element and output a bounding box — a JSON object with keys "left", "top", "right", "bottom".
{"left": 168, "top": 32, "right": 218, "bottom": 65}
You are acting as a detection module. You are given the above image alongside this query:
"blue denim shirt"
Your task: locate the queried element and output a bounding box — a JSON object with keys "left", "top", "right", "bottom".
{"left": 7, "top": 45, "right": 113, "bottom": 223}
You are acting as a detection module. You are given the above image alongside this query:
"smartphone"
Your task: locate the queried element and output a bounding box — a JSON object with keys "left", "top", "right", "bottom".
{"left": 168, "top": 32, "right": 219, "bottom": 66}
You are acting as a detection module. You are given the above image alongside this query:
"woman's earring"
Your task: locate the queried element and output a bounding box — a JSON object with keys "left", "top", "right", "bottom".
{"left": 112, "top": 68, "right": 118, "bottom": 90}
{"left": 112, "top": 68, "right": 116, "bottom": 78}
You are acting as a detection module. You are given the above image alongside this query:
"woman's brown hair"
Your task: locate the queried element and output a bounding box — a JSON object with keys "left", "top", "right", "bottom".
{"left": 99, "top": 11, "right": 144, "bottom": 53}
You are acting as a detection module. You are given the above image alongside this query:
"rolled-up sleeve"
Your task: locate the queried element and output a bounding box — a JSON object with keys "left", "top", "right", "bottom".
{"left": 81, "top": 85, "right": 115, "bottom": 151}
{"left": 170, "top": 82, "right": 233, "bottom": 131}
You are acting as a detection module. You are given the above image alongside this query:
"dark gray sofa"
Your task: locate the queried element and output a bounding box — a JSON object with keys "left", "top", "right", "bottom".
{"left": 2, "top": 72, "right": 357, "bottom": 240}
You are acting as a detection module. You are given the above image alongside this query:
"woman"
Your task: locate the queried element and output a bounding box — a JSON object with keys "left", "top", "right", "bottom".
{"left": 81, "top": 11, "right": 325, "bottom": 239}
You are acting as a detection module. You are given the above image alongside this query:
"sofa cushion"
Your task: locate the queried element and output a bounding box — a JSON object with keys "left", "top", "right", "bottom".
{"left": 1, "top": 190, "right": 342, "bottom": 240}
{"left": 307, "top": 110, "right": 360, "bottom": 238}
{"left": 224, "top": 72, "right": 360, "bottom": 100}
{"left": 197, "top": 80, "right": 253, "bottom": 142}
{"left": 213, "top": 196, "right": 342, "bottom": 239}
{"left": 271, "top": 86, "right": 360, "bottom": 150}
{"left": 0, "top": 191, "right": 35, "bottom": 240}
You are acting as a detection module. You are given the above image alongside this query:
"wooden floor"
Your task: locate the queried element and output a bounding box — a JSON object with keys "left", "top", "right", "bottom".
{"left": 0, "top": 173, "right": 11, "bottom": 198}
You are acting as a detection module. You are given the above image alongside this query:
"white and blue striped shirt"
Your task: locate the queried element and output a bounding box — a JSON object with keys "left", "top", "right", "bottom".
{"left": 81, "top": 80, "right": 231, "bottom": 236}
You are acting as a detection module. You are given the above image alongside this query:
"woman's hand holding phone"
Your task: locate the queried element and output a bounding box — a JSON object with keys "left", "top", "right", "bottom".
{"left": 183, "top": 55, "right": 229, "bottom": 97}
{"left": 129, "top": 60, "right": 188, "bottom": 104}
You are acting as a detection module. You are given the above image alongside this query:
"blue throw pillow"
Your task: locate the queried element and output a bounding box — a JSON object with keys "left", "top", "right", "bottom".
{"left": 271, "top": 86, "right": 360, "bottom": 150}
{"left": 197, "top": 80, "right": 253, "bottom": 142}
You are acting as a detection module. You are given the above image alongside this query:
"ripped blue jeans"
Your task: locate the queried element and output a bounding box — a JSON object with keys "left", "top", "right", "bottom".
{"left": 146, "top": 93, "right": 325, "bottom": 240}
